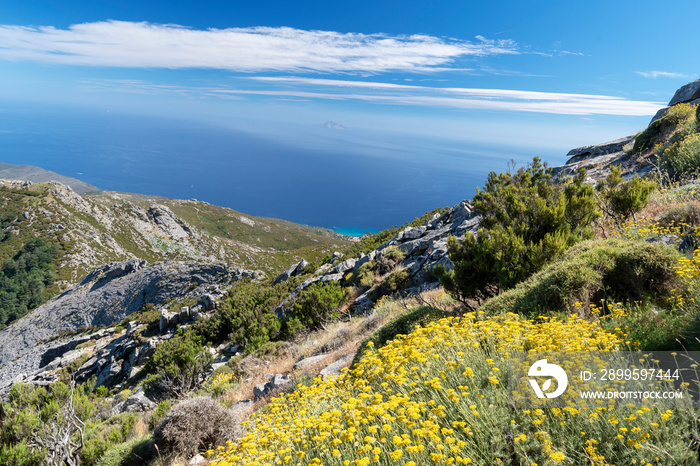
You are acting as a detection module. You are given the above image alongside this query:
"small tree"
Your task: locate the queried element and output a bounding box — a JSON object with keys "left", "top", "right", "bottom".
{"left": 596, "top": 166, "right": 656, "bottom": 224}
{"left": 283, "top": 282, "right": 345, "bottom": 337}
{"left": 435, "top": 158, "right": 599, "bottom": 306}
{"left": 144, "top": 333, "right": 213, "bottom": 399}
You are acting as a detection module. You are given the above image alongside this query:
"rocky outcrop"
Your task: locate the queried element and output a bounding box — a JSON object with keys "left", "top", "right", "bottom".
{"left": 651, "top": 78, "right": 700, "bottom": 123}
{"left": 0, "top": 260, "right": 258, "bottom": 394}
{"left": 273, "top": 259, "right": 310, "bottom": 285}
{"left": 668, "top": 79, "right": 700, "bottom": 107}
{"left": 275, "top": 200, "right": 479, "bottom": 313}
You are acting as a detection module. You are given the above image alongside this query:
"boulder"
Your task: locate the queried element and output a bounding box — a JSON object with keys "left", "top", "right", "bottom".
{"left": 95, "top": 359, "right": 123, "bottom": 387}
{"left": 198, "top": 293, "right": 219, "bottom": 311}
{"left": 126, "top": 321, "right": 140, "bottom": 335}
{"left": 271, "top": 374, "right": 291, "bottom": 390}
{"left": 331, "top": 258, "right": 357, "bottom": 275}
{"left": 669, "top": 79, "right": 700, "bottom": 106}
{"left": 123, "top": 389, "right": 157, "bottom": 413}
{"left": 253, "top": 382, "right": 269, "bottom": 398}
{"left": 188, "top": 454, "right": 208, "bottom": 466}
{"left": 320, "top": 355, "right": 355, "bottom": 377}
{"left": 293, "top": 354, "right": 328, "bottom": 371}
{"left": 179, "top": 306, "right": 190, "bottom": 323}
{"left": 159, "top": 309, "right": 177, "bottom": 334}
{"left": 295, "top": 259, "right": 310, "bottom": 275}
{"left": 397, "top": 226, "right": 425, "bottom": 241}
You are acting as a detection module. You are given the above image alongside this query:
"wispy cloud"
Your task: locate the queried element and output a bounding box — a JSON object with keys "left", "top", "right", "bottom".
{"left": 86, "top": 77, "right": 665, "bottom": 116}
{"left": 636, "top": 70, "right": 691, "bottom": 79}
{"left": 0, "top": 20, "right": 517, "bottom": 73}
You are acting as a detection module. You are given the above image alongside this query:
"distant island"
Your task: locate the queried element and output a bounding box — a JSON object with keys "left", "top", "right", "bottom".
{"left": 317, "top": 121, "right": 347, "bottom": 130}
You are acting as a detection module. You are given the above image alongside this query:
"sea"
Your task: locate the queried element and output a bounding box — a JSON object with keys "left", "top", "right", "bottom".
{"left": 0, "top": 105, "right": 555, "bottom": 235}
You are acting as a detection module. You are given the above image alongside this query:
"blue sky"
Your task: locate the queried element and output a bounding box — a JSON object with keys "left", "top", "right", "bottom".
{"left": 0, "top": 1, "right": 698, "bottom": 178}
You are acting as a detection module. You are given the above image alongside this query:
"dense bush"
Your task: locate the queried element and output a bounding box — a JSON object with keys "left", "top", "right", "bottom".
{"left": 435, "top": 158, "right": 599, "bottom": 305}
{"left": 661, "top": 133, "right": 700, "bottom": 177}
{"left": 0, "top": 238, "right": 58, "bottom": 327}
{"left": 153, "top": 396, "right": 240, "bottom": 459}
{"left": 195, "top": 280, "right": 294, "bottom": 351}
{"left": 94, "top": 436, "right": 154, "bottom": 466}
{"left": 596, "top": 166, "right": 656, "bottom": 223}
{"left": 634, "top": 103, "right": 697, "bottom": 153}
{"left": 195, "top": 279, "right": 290, "bottom": 351}
{"left": 478, "top": 238, "right": 682, "bottom": 316}
{"left": 144, "top": 332, "right": 213, "bottom": 399}
{"left": 283, "top": 281, "right": 345, "bottom": 338}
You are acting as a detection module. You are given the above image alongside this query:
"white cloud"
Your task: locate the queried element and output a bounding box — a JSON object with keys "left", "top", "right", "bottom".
{"left": 0, "top": 20, "right": 517, "bottom": 73}
{"left": 242, "top": 77, "right": 664, "bottom": 115}
{"left": 636, "top": 70, "right": 691, "bottom": 79}
{"left": 87, "top": 77, "right": 665, "bottom": 116}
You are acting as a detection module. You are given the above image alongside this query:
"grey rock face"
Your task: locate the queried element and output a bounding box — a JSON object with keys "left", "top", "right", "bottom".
{"left": 320, "top": 355, "right": 354, "bottom": 377}
{"left": 0, "top": 260, "right": 257, "bottom": 393}
{"left": 273, "top": 259, "right": 309, "bottom": 285}
{"left": 123, "top": 389, "right": 157, "bottom": 413}
{"left": 669, "top": 79, "right": 700, "bottom": 106}
{"left": 331, "top": 258, "right": 357, "bottom": 275}
{"left": 564, "top": 135, "right": 635, "bottom": 164}
{"left": 293, "top": 354, "right": 328, "bottom": 371}
{"left": 253, "top": 382, "right": 269, "bottom": 398}
{"left": 148, "top": 204, "right": 192, "bottom": 240}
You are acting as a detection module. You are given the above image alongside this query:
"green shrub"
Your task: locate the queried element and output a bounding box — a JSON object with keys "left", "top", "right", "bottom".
{"left": 81, "top": 413, "right": 137, "bottom": 466}
{"left": 0, "top": 440, "right": 44, "bottom": 466}
{"left": 634, "top": 103, "right": 697, "bottom": 153}
{"left": 658, "top": 201, "right": 700, "bottom": 229}
{"left": 435, "top": 158, "right": 599, "bottom": 306}
{"left": 479, "top": 238, "right": 682, "bottom": 316}
{"left": 148, "top": 400, "right": 171, "bottom": 431}
{"left": 143, "top": 332, "right": 213, "bottom": 399}
{"left": 596, "top": 166, "right": 657, "bottom": 223}
{"left": 194, "top": 279, "right": 289, "bottom": 351}
{"left": 283, "top": 282, "right": 345, "bottom": 338}
{"left": 369, "top": 269, "right": 411, "bottom": 301}
{"left": 661, "top": 133, "right": 700, "bottom": 178}
{"left": 347, "top": 261, "right": 375, "bottom": 287}
{"left": 352, "top": 306, "right": 451, "bottom": 366}
{"left": 95, "top": 435, "right": 154, "bottom": 466}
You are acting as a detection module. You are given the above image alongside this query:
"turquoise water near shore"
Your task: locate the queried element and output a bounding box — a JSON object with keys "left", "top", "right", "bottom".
{"left": 333, "top": 227, "right": 378, "bottom": 237}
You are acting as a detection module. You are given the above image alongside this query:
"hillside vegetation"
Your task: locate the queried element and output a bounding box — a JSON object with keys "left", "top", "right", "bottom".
{"left": 0, "top": 180, "right": 350, "bottom": 286}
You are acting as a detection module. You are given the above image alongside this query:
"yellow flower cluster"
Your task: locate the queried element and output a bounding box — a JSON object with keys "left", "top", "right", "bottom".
{"left": 203, "top": 370, "right": 237, "bottom": 397}
{"left": 616, "top": 218, "right": 687, "bottom": 242}
{"left": 576, "top": 301, "right": 628, "bottom": 319}
{"left": 675, "top": 248, "right": 700, "bottom": 280}
{"left": 210, "top": 312, "right": 695, "bottom": 465}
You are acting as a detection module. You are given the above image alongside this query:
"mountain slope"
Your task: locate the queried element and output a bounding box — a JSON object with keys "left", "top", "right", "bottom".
{"left": 0, "top": 180, "right": 349, "bottom": 289}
